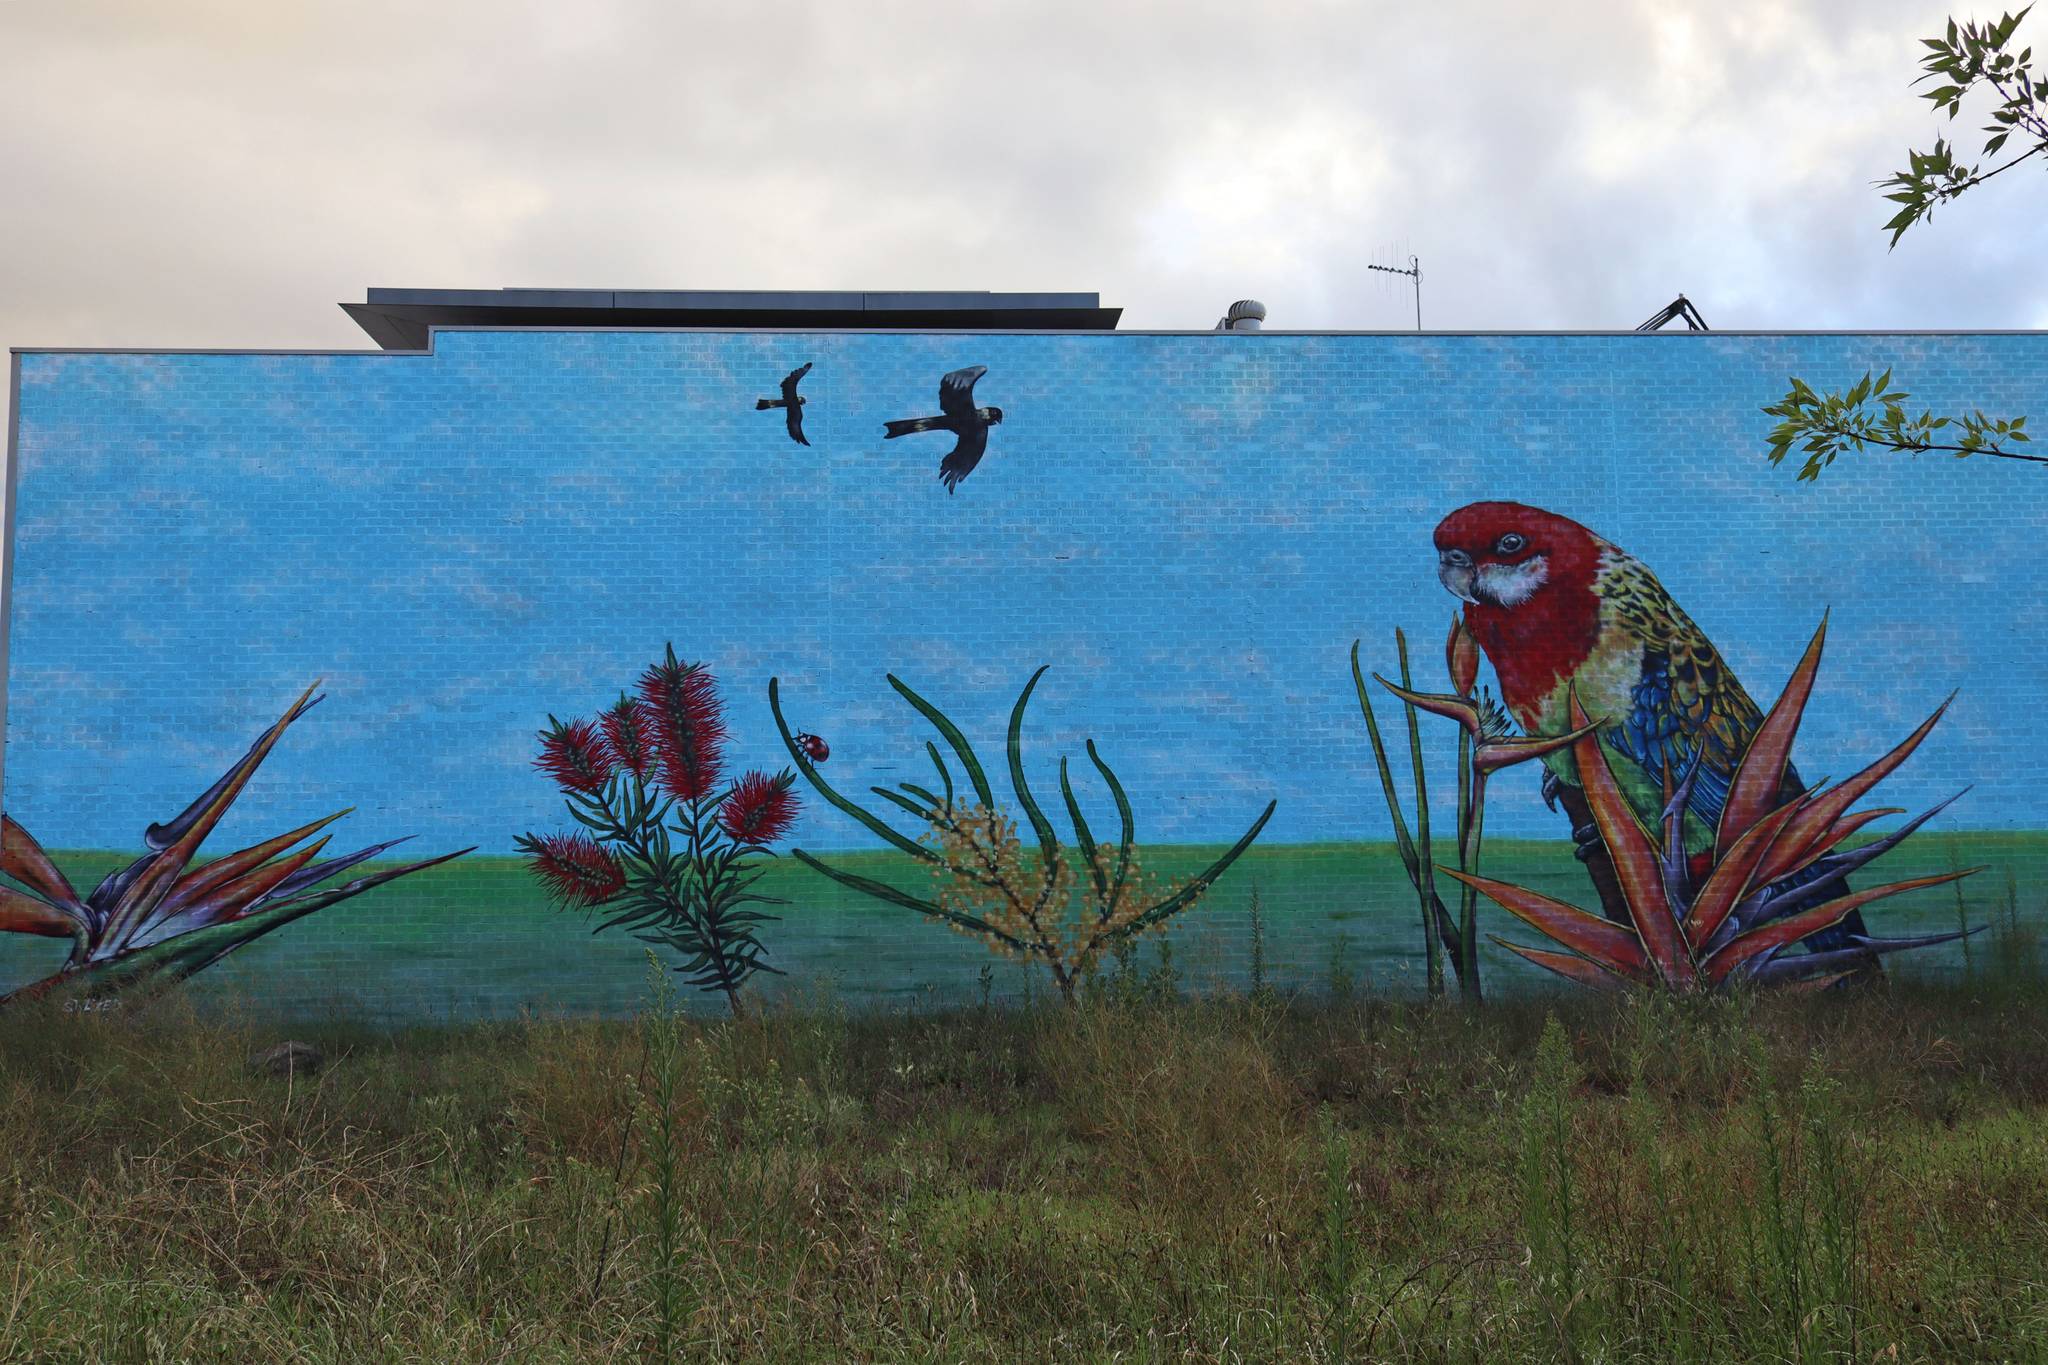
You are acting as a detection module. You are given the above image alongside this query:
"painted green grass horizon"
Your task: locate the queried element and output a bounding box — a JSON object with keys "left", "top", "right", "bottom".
{"left": 7, "top": 834, "right": 2043, "bottom": 1020}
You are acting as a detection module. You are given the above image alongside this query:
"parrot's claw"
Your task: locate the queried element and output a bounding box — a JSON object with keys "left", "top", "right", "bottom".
{"left": 1541, "top": 770, "right": 1563, "bottom": 813}
{"left": 1570, "top": 821, "right": 1602, "bottom": 863}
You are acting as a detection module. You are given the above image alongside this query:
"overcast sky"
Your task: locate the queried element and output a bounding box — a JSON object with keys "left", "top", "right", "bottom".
{"left": 3, "top": 0, "right": 2044, "bottom": 380}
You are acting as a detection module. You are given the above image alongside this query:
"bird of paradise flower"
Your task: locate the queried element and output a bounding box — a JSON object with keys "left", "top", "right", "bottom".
{"left": 0, "top": 683, "right": 471, "bottom": 1008}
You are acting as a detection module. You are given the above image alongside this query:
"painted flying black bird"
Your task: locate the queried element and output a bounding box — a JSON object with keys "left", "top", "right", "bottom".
{"left": 882, "top": 364, "right": 1004, "bottom": 492}
{"left": 754, "top": 362, "right": 813, "bottom": 445}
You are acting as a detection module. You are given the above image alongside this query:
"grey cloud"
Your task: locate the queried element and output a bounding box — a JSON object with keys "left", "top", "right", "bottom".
{"left": 1, "top": 0, "right": 2042, "bottom": 396}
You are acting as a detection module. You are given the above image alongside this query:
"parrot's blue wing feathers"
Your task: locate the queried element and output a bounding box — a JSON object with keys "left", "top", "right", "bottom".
{"left": 1594, "top": 557, "right": 1765, "bottom": 842}
{"left": 1612, "top": 652, "right": 1736, "bottom": 829}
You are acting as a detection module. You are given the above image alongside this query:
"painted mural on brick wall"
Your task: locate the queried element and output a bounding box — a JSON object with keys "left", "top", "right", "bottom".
{"left": 4, "top": 331, "right": 2041, "bottom": 1016}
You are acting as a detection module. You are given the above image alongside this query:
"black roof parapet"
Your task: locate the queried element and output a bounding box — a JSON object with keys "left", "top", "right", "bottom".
{"left": 342, "top": 288, "right": 1122, "bottom": 349}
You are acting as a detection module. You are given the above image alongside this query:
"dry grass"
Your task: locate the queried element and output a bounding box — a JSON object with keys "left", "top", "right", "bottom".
{"left": 0, "top": 972, "right": 2046, "bottom": 1361}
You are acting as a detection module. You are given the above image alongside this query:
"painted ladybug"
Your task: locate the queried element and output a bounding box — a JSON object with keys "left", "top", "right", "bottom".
{"left": 793, "top": 731, "right": 830, "bottom": 763}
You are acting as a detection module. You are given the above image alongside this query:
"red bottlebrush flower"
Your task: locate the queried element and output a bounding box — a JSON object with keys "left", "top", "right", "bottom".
{"left": 536, "top": 716, "right": 614, "bottom": 793}
{"left": 521, "top": 831, "right": 626, "bottom": 908}
{"left": 793, "top": 731, "right": 830, "bottom": 763}
{"left": 1447, "top": 615, "right": 1480, "bottom": 699}
{"left": 718, "top": 770, "right": 801, "bottom": 846}
{"left": 637, "top": 647, "right": 727, "bottom": 801}
{"left": 601, "top": 696, "right": 658, "bottom": 780}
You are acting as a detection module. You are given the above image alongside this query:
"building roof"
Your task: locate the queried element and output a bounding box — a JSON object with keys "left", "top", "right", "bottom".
{"left": 340, "top": 288, "right": 1122, "bottom": 350}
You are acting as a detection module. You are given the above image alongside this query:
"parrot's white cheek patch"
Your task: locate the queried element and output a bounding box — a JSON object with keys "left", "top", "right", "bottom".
{"left": 1478, "top": 556, "right": 1549, "bottom": 608}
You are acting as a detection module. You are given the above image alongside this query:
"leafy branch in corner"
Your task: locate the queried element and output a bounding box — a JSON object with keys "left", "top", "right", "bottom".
{"left": 1880, "top": 8, "right": 2047, "bottom": 246}
{"left": 1763, "top": 370, "right": 2038, "bottom": 481}
{"left": 1770, "top": 12, "right": 2039, "bottom": 485}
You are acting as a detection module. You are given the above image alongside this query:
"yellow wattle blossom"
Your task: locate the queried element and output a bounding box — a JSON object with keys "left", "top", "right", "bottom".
{"left": 923, "top": 803, "right": 1197, "bottom": 997}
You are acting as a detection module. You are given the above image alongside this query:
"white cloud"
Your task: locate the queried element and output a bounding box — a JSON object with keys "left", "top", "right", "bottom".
{"left": 1, "top": 0, "right": 2037, "bottom": 381}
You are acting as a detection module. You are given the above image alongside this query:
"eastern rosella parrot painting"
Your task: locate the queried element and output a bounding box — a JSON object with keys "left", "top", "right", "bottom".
{"left": 1432, "top": 500, "right": 1875, "bottom": 966}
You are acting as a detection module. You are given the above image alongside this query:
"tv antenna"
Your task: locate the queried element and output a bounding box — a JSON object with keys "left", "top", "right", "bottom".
{"left": 1367, "top": 254, "right": 1422, "bottom": 330}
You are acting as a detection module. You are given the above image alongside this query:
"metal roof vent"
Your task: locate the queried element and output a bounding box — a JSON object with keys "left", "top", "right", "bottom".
{"left": 1214, "top": 299, "right": 1267, "bottom": 332}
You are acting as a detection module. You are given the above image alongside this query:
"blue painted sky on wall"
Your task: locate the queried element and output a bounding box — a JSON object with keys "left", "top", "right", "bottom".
{"left": 8, "top": 330, "right": 2046, "bottom": 853}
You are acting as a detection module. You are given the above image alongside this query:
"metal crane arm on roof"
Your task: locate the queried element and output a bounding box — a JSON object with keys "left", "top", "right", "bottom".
{"left": 1636, "top": 295, "right": 1710, "bottom": 331}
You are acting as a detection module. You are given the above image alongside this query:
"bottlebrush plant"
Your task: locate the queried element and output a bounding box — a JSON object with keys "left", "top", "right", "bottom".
{"left": 1352, "top": 621, "right": 1596, "bottom": 1002}
{"left": 518, "top": 645, "right": 800, "bottom": 1016}
{"left": 1431, "top": 619, "right": 1980, "bottom": 991}
{"left": 768, "top": 667, "right": 1274, "bottom": 1003}
{"left": 0, "top": 683, "right": 470, "bottom": 1008}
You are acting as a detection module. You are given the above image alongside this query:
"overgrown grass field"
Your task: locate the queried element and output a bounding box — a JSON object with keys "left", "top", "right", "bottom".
{"left": 2, "top": 966, "right": 2046, "bottom": 1361}
{"left": 4, "top": 834, "right": 2041, "bottom": 1019}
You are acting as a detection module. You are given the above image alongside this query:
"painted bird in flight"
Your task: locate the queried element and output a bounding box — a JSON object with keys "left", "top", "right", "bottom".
{"left": 882, "top": 364, "right": 1004, "bottom": 492}
{"left": 755, "top": 362, "right": 813, "bottom": 446}
{"left": 1432, "top": 500, "right": 1876, "bottom": 964}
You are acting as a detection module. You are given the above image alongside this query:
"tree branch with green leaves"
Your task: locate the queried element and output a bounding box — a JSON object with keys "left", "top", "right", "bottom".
{"left": 1763, "top": 370, "right": 2038, "bottom": 482}
{"left": 1770, "top": 11, "right": 2040, "bottom": 484}
{"left": 1880, "top": 8, "right": 2047, "bottom": 246}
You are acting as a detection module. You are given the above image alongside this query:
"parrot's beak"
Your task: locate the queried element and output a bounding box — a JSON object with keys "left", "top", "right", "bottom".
{"left": 1438, "top": 552, "right": 1478, "bottom": 604}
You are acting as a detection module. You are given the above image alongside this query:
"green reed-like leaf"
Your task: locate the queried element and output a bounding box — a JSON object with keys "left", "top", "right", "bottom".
{"left": 770, "top": 677, "right": 938, "bottom": 865}
{"left": 870, "top": 786, "right": 935, "bottom": 821}
{"left": 789, "top": 850, "right": 1028, "bottom": 951}
{"left": 926, "top": 742, "right": 955, "bottom": 810}
{"left": 889, "top": 674, "right": 996, "bottom": 807}
{"left": 1007, "top": 667, "right": 1062, "bottom": 875}
{"left": 1352, "top": 642, "right": 1465, "bottom": 963}
{"left": 1060, "top": 756, "right": 1108, "bottom": 900}
{"left": 1353, "top": 640, "right": 1417, "bottom": 869}
{"left": 1397, "top": 630, "right": 1445, "bottom": 996}
{"left": 1129, "top": 800, "right": 1277, "bottom": 934}
{"left": 1085, "top": 739, "right": 1136, "bottom": 914}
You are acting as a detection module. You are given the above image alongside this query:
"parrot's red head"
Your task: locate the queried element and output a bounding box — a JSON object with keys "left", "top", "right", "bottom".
{"left": 1432, "top": 502, "right": 1612, "bottom": 714}
{"left": 1432, "top": 502, "right": 1608, "bottom": 610}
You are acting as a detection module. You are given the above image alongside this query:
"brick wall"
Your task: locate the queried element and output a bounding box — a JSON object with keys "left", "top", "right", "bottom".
{"left": 3, "top": 328, "right": 2041, "bottom": 1016}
